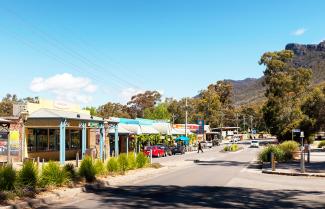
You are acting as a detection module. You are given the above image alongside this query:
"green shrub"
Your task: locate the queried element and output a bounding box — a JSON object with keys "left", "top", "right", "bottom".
{"left": 79, "top": 157, "right": 96, "bottom": 182}
{"left": 279, "top": 141, "right": 300, "bottom": 161}
{"left": 0, "top": 165, "right": 16, "bottom": 191}
{"left": 94, "top": 160, "right": 106, "bottom": 176}
{"left": 107, "top": 157, "right": 119, "bottom": 173}
{"left": 127, "top": 153, "right": 136, "bottom": 170}
{"left": 318, "top": 140, "right": 325, "bottom": 148}
{"left": 63, "top": 163, "right": 77, "bottom": 181}
{"left": 224, "top": 144, "right": 239, "bottom": 152}
{"left": 258, "top": 145, "right": 285, "bottom": 162}
{"left": 17, "top": 161, "right": 38, "bottom": 190}
{"left": 136, "top": 152, "right": 148, "bottom": 168}
{"left": 118, "top": 154, "right": 129, "bottom": 174}
{"left": 40, "top": 161, "right": 68, "bottom": 187}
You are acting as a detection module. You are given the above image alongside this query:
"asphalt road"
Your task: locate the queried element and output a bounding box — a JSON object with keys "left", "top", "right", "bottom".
{"left": 39, "top": 141, "right": 325, "bottom": 209}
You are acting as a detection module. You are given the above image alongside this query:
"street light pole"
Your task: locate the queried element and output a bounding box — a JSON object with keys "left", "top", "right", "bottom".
{"left": 185, "top": 98, "right": 188, "bottom": 138}
{"left": 300, "top": 131, "right": 305, "bottom": 173}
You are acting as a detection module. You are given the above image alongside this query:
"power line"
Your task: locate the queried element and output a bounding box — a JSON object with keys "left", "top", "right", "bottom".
{"left": 0, "top": 7, "right": 143, "bottom": 90}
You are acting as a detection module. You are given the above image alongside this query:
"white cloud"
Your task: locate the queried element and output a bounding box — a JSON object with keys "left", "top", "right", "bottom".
{"left": 292, "top": 28, "right": 307, "bottom": 36}
{"left": 119, "top": 87, "right": 144, "bottom": 103}
{"left": 118, "top": 88, "right": 165, "bottom": 104}
{"left": 29, "top": 73, "right": 97, "bottom": 104}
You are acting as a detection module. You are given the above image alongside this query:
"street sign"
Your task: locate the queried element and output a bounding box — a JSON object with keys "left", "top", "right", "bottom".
{"left": 300, "top": 132, "right": 305, "bottom": 138}
{"left": 292, "top": 129, "right": 301, "bottom": 133}
{"left": 197, "top": 119, "right": 204, "bottom": 134}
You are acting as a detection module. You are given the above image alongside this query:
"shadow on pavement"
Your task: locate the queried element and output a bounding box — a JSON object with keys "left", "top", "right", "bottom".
{"left": 40, "top": 185, "right": 324, "bottom": 209}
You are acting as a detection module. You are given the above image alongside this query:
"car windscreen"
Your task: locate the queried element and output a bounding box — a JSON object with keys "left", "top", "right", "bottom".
{"left": 252, "top": 141, "right": 258, "bottom": 143}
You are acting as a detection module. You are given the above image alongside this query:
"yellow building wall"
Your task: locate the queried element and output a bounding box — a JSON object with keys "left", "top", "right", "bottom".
{"left": 27, "top": 98, "right": 90, "bottom": 115}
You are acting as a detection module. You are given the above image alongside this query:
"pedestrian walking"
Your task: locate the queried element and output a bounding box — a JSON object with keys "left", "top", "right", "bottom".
{"left": 198, "top": 142, "right": 204, "bottom": 153}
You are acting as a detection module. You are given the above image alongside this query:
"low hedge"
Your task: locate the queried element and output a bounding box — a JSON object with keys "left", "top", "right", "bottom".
{"left": 224, "top": 144, "right": 239, "bottom": 152}
{"left": 40, "top": 161, "right": 69, "bottom": 187}
{"left": 258, "top": 145, "right": 285, "bottom": 162}
{"left": 79, "top": 157, "right": 96, "bottom": 182}
{"left": 278, "top": 141, "right": 300, "bottom": 161}
{"left": 118, "top": 154, "right": 129, "bottom": 174}
{"left": 0, "top": 165, "right": 16, "bottom": 191}
{"left": 17, "top": 161, "right": 39, "bottom": 191}
{"left": 136, "top": 153, "right": 148, "bottom": 168}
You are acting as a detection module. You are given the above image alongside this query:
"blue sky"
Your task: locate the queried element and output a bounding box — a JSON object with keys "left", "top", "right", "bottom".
{"left": 0, "top": 0, "right": 324, "bottom": 106}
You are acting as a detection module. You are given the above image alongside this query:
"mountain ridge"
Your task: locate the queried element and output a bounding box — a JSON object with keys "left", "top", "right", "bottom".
{"left": 230, "top": 41, "right": 325, "bottom": 106}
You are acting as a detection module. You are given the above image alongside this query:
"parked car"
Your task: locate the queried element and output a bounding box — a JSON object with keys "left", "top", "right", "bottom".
{"left": 230, "top": 137, "right": 239, "bottom": 143}
{"left": 206, "top": 141, "right": 213, "bottom": 148}
{"left": 144, "top": 146, "right": 165, "bottom": 157}
{"left": 250, "top": 140, "right": 259, "bottom": 148}
{"left": 171, "top": 145, "right": 185, "bottom": 155}
{"left": 157, "top": 144, "right": 172, "bottom": 156}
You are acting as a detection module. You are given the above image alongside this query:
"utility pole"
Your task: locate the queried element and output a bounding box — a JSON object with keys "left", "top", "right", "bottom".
{"left": 243, "top": 116, "right": 246, "bottom": 133}
{"left": 250, "top": 115, "right": 253, "bottom": 133}
{"left": 235, "top": 113, "right": 239, "bottom": 128}
{"left": 220, "top": 111, "right": 225, "bottom": 141}
{"left": 171, "top": 113, "right": 177, "bottom": 124}
{"left": 185, "top": 98, "right": 188, "bottom": 137}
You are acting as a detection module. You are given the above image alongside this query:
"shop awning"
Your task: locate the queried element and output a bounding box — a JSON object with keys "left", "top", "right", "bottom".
{"left": 120, "top": 124, "right": 142, "bottom": 135}
{"left": 140, "top": 125, "right": 160, "bottom": 134}
{"left": 175, "top": 136, "right": 190, "bottom": 141}
{"left": 108, "top": 125, "right": 131, "bottom": 134}
{"left": 153, "top": 123, "right": 172, "bottom": 135}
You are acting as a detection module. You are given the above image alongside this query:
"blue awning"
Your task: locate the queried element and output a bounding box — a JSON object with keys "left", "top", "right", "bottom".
{"left": 175, "top": 136, "right": 190, "bottom": 141}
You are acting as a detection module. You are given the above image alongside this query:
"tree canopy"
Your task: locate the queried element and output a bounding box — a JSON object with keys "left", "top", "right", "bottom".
{"left": 260, "top": 50, "right": 312, "bottom": 140}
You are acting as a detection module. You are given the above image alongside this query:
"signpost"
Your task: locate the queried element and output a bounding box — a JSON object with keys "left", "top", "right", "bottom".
{"left": 300, "top": 131, "right": 305, "bottom": 173}
{"left": 292, "top": 129, "right": 301, "bottom": 141}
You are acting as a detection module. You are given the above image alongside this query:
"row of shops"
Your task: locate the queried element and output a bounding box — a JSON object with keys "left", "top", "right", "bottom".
{"left": 0, "top": 99, "right": 227, "bottom": 164}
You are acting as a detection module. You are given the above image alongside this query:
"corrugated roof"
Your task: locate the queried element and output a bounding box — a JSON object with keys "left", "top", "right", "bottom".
{"left": 140, "top": 125, "right": 159, "bottom": 134}
{"left": 120, "top": 124, "right": 142, "bottom": 134}
{"left": 109, "top": 125, "right": 131, "bottom": 134}
{"left": 28, "top": 108, "right": 103, "bottom": 122}
{"left": 152, "top": 123, "right": 172, "bottom": 135}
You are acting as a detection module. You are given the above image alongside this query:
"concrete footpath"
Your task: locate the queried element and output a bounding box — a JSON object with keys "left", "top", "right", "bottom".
{"left": 0, "top": 155, "right": 198, "bottom": 209}
{"left": 262, "top": 152, "right": 325, "bottom": 177}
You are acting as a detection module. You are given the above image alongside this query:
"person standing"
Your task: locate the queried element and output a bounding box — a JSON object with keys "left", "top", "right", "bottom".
{"left": 198, "top": 142, "right": 204, "bottom": 153}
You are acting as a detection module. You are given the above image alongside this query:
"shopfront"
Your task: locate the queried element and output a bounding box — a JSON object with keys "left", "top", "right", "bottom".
{"left": 25, "top": 109, "right": 105, "bottom": 164}
{"left": 0, "top": 118, "right": 10, "bottom": 162}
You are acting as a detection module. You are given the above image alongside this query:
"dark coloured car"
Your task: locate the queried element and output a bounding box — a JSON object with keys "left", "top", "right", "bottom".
{"left": 157, "top": 144, "right": 172, "bottom": 156}
{"left": 172, "top": 145, "right": 185, "bottom": 155}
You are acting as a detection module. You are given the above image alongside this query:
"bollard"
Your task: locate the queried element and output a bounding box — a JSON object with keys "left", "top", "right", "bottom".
{"left": 300, "top": 150, "right": 305, "bottom": 173}
{"left": 76, "top": 152, "right": 79, "bottom": 167}
{"left": 150, "top": 149, "right": 153, "bottom": 164}
{"left": 271, "top": 152, "right": 275, "bottom": 171}
{"left": 307, "top": 150, "right": 310, "bottom": 163}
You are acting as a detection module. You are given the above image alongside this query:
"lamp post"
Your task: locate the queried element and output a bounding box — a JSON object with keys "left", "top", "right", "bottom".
{"left": 104, "top": 121, "right": 109, "bottom": 160}
{"left": 20, "top": 110, "right": 29, "bottom": 162}
{"left": 300, "top": 131, "right": 305, "bottom": 173}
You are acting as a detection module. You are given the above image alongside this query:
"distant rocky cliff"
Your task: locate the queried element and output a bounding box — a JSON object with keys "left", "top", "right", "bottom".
{"left": 230, "top": 41, "right": 325, "bottom": 106}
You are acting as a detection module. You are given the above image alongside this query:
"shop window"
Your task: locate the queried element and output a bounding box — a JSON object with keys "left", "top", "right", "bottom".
{"left": 70, "top": 130, "right": 81, "bottom": 149}
{"left": 27, "top": 129, "right": 36, "bottom": 152}
{"left": 65, "top": 129, "right": 70, "bottom": 149}
{"left": 49, "top": 129, "right": 59, "bottom": 151}
{"left": 36, "top": 129, "right": 48, "bottom": 151}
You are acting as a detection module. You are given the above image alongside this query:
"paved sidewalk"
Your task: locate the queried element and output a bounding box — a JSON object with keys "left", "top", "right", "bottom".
{"left": 262, "top": 152, "right": 325, "bottom": 177}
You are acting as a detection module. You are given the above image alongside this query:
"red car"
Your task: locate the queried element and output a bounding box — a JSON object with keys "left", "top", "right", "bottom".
{"left": 144, "top": 146, "right": 165, "bottom": 158}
